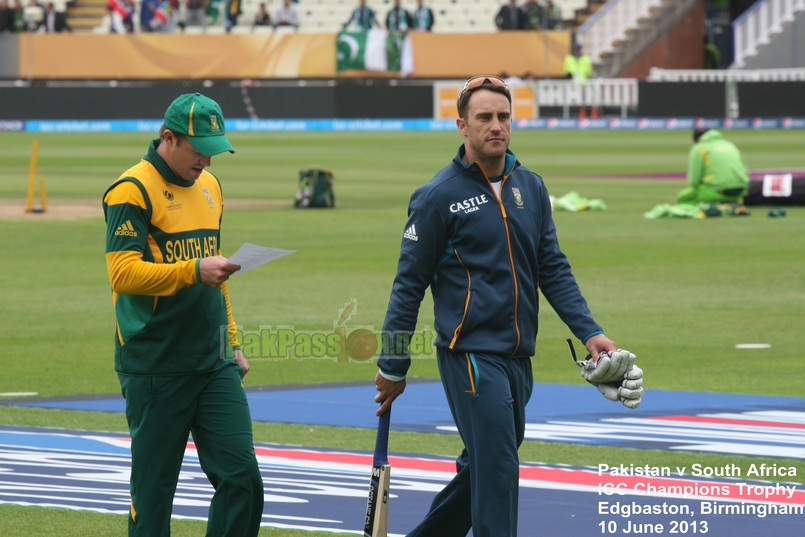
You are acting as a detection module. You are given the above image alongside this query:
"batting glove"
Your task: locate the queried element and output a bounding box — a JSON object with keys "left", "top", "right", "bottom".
{"left": 579, "top": 349, "right": 636, "bottom": 385}
{"left": 592, "top": 365, "right": 643, "bottom": 409}
{"left": 618, "top": 365, "right": 643, "bottom": 408}
{"left": 566, "top": 340, "right": 643, "bottom": 409}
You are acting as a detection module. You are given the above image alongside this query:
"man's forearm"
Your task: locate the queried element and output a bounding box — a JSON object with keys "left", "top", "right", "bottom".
{"left": 106, "top": 250, "right": 198, "bottom": 296}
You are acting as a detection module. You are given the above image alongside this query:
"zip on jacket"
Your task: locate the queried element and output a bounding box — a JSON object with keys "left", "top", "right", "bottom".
{"left": 449, "top": 157, "right": 522, "bottom": 356}
{"left": 378, "top": 145, "right": 603, "bottom": 379}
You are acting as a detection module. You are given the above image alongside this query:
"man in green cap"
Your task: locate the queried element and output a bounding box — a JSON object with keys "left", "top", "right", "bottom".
{"left": 102, "top": 93, "right": 264, "bottom": 537}
{"left": 678, "top": 128, "right": 749, "bottom": 205}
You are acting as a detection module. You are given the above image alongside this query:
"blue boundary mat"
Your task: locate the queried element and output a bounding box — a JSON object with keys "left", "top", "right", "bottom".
{"left": 7, "top": 381, "right": 805, "bottom": 459}
{"left": 1, "top": 425, "right": 803, "bottom": 537}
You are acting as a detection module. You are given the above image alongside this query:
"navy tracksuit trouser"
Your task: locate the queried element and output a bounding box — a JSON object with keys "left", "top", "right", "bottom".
{"left": 408, "top": 348, "right": 534, "bottom": 537}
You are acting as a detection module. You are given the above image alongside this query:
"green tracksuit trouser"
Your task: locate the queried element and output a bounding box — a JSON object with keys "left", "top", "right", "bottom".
{"left": 677, "top": 184, "right": 746, "bottom": 205}
{"left": 119, "top": 361, "right": 264, "bottom": 537}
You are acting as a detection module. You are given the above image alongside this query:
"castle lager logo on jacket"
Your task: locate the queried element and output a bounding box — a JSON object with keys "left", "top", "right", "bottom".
{"left": 163, "top": 190, "right": 174, "bottom": 201}
{"left": 449, "top": 194, "right": 490, "bottom": 214}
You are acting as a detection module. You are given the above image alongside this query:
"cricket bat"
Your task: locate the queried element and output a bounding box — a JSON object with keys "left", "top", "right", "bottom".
{"left": 364, "top": 407, "right": 391, "bottom": 537}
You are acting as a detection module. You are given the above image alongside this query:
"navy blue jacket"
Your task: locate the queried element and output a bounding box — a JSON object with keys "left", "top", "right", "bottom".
{"left": 378, "top": 145, "right": 603, "bottom": 378}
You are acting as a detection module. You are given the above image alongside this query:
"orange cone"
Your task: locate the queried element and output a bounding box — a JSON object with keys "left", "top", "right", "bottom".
{"left": 591, "top": 106, "right": 599, "bottom": 119}
{"left": 579, "top": 107, "right": 587, "bottom": 119}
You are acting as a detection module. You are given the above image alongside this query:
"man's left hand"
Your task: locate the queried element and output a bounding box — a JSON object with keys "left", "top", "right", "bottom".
{"left": 234, "top": 349, "right": 250, "bottom": 378}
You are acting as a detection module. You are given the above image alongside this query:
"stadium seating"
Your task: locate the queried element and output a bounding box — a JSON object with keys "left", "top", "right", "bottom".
{"left": 75, "top": 0, "right": 589, "bottom": 35}
{"left": 294, "top": 0, "right": 587, "bottom": 34}
{"left": 67, "top": 0, "right": 110, "bottom": 32}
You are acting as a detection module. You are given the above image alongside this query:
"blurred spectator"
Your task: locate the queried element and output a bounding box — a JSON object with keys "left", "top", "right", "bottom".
{"left": 523, "top": 0, "right": 542, "bottom": 29}
{"left": 704, "top": 37, "right": 721, "bottom": 69}
{"left": 224, "top": 0, "right": 240, "bottom": 32}
{"left": 411, "top": 0, "right": 433, "bottom": 31}
{"left": 564, "top": 43, "right": 592, "bottom": 80}
{"left": 41, "top": 1, "right": 70, "bottom": 31}
{"left": 0, "top": 0, "right": 15, "bottom": 32}
{"left": 23, "top": 0, "right": 43, "bottom": 31}
{"left": 139, "top": 0, "right": 158, "bottom": 31}
{"left": 385, "top": 0, "right": 410, "bottom": 31}
{"left": 122, "top": 0, "right": 134, "bottom": 31}
{"left": 185, "top": 0, "right": 208, "bottom": 28}
{"left": 149, "top": 0, "right": 178, "bottom": 31}
{"left": 206, "top": 0, "right": 221, "bottom": 25}
{"left": 273, "top": 0, "right": 297, "bottom": 29}
{"left": 495, "top": 0, "right": 527, "bottom": 30}
{"left": 343, "top": 0, "right": 378, "bottom": 30}
{"left": 11, "top": 0, "right": 24, "bottom": 31}
{"left": 545, "top": 0, "right": 560, "bottom": 29}
{"left": 253, "top": 1, "right": 270, "bottom": 26}
{"left": 107, "top": 0, "right": 131, "bottom": 33}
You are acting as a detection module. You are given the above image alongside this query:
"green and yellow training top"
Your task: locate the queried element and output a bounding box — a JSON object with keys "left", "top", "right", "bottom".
{"left": 103, "top": 139, "right": 240, "bottom": 376}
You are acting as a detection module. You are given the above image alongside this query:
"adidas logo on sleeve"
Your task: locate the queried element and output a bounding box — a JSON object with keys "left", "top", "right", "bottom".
{"left": 403, "top": 224, "right": 418, "bottom": 241}
{"left": 115, "top": 220, "right": 138, "bottom": 237}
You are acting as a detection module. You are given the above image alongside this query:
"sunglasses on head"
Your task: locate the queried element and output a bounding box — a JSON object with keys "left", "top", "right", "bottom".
{"left": 458, "top": 76, "right": 511, "bottom": 101}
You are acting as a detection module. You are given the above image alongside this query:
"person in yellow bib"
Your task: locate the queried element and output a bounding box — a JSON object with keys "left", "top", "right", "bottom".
{"left": 564, "top": 43, "right": 593, "bottom": 81}
{"left": 678, "top": 128, "right": 749, "bottom": 205}
{"left": 103, "top": 93, "right": 264, "bottom": 537}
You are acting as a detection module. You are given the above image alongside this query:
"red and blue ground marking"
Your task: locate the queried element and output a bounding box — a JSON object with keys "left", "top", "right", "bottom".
{"left": 3, "top": 383, "right": 805, "bottom": 534}
{"left": 1, "top": 425, "right": 804, "bottom": 536}
{"left": 10, "top": 381, "right": 805, "bottom": 459}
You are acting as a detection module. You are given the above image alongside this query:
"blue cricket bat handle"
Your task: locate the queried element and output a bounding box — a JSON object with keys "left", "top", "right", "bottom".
{"left": 373, "top": 406, "right": 391, "bottom": 467}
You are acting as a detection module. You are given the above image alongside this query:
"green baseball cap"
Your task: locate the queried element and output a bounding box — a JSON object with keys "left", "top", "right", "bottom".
{"left": 163, "top": 93, "right": 234, "bottom": 156}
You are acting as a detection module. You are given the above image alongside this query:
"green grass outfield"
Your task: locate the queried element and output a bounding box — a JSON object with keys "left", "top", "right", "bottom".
{"left": 1, "top": 129, "right": 805, "bottom": 535}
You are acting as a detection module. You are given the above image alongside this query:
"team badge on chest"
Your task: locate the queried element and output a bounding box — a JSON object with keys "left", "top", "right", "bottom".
{"left": 512, "top": 187, "right": 524, "bottom": 208}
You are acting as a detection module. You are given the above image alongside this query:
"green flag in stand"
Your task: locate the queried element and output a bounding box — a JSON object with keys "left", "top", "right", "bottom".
{"left": 336, "top": 29, "right": 414, "bottom": 76}
{"left": 386, "top": 31, "right": 404, "bottom": 72}
{"left": 336, "top": 30, "right": 385, "bottom": 71}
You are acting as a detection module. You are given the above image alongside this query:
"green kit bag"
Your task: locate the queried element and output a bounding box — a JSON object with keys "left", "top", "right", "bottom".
{"left": 295, "top": 168, "right": 335, "bottom": 208}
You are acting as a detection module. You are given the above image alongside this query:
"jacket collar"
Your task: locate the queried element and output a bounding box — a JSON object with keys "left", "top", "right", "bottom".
{"left": 144, "top": 138, "right": 196, "bottom": 188}
{"left": 453, "top": 144, "right": 519, "bottom": 180}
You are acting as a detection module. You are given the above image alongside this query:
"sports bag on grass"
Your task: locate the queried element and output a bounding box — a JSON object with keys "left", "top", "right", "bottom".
{"left": 295, "top": 168, "right": 335, "bottom": 208}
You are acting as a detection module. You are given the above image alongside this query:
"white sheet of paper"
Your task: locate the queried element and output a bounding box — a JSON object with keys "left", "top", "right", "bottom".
{"left": 228, "top": 243, "right": 295, "bottom": 273}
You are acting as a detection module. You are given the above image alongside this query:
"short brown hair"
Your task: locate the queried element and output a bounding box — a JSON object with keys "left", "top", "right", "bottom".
{"left": 456, "top": 76, "right": 512, "bottom": 119}
{"left": 158, "top": 123, "right": 187, "bottom": 146}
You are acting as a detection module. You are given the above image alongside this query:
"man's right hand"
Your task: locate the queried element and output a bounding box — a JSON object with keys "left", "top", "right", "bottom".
{"left": 374, "top": 371, "right": 406, "bottom": 416}
{"left": 199, "top": 256, "right": 240, "bottom": 287}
